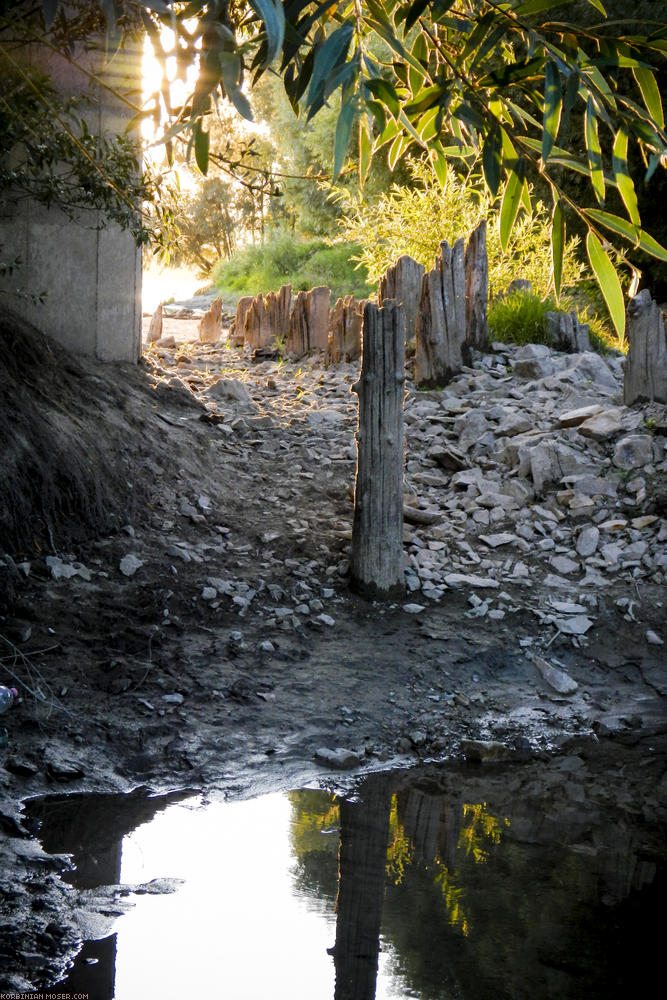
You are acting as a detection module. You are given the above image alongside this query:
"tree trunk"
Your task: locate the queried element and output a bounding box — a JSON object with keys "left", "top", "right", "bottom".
{"left": 350, "top": 300, "right": 405, "bottom": 600}
{"left": 378, "top": 254, "right": 424, "bottom": 346}
{"left": 623, "top": 288, "right": 667, "bottom": 405}
{"left": 415, "top": 238, "right": 470, "bottom": 388}
{"left": 464, "top": 219, "right": 489, "bottom": 351}
{"left": 328, "top": 295, "right": 364, "bottom": 364}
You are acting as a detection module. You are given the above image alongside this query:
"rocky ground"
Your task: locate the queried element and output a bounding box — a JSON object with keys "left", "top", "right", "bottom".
{"left": 1, "top": 309, "right": 665, "bottom": 990}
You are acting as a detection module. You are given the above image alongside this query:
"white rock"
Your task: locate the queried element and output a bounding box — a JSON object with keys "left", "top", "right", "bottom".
{"left": 557, "top": 404, "right": 603, "bottom": 427}
{"left": 576, "top": 525, "right": 600, "bottom": 557}
{"left": 201, "top": 587, "right": 217, "bottom": 601}
{"left": 553, "top": 614, "right": 594, "bottom": 635}
{"left": 403, "top": 603, "right": 425, "bottom": 614}
{"left": 612, "top": 434, "right": 654, "bottom": 470}
{"left": 316, "top": 613, "right": 336, "bottom": 626}
{"left": 646, "top": 630, "right": 664, "bottom": 646}
{"left": 444, "top": 573, "right": 500, "bottom": 589}
{"left": 533, "top": 654, "right": 579, "bottom": 694}
{"left": 550, "top": 555, "right": 579, "bottom": 575}
{"left": 119, "top": 554, "right": 143, "bottom": 577}
{"left": 479, "top": 532, "right": 518, "bottom": 548}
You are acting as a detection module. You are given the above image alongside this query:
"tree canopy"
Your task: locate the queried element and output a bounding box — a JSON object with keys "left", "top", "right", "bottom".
{"left": 4, "top": 1, "right": 667, "bottom": 334}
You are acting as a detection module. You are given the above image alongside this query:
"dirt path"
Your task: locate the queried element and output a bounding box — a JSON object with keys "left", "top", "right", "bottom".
{"left": 0, "top": 323, "right": 665, "bottom": 989}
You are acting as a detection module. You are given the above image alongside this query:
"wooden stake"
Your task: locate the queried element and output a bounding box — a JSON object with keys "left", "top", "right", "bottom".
{"left": 350, "top": 300, "right": 406, "bottom": 599}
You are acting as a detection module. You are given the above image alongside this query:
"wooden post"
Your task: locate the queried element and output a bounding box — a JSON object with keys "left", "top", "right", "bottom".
{"left": 350, "top": 300, "right": 405, "bottom": 599}
{"left": 544, "top": 310, "right": 590, "bottom": 353}
{"left": 415, "top": 238, "right": 470, "bottom": 388}
{"left": 243, "top": 284, "right": 292, "bottom": 352}
{"left": 229, "top": 295, "right": 253, "bottom": 347}
{"left": 378, "top": 254, "right": 424, "bottom": 346}
{"left": 328, "top": 295, "right": 364, "bottom": 364}
{"left": 464, "top": 219, "right": 489, "bottom": 351}
{"left": 285, "top": 285, "right": 331, "bottom": 358}
{"left": 624, "top": 288, "right": 667, "bottom": 404}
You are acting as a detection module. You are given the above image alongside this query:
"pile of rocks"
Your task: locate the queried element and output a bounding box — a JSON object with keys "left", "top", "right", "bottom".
{"left": 144, "top": 329, "right": 666, "bottom": 650}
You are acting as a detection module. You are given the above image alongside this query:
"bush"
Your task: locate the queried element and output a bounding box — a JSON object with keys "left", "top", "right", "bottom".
{"left": 211, "top": 233, "right": 373, "bottom": 301}
{"left": 338, "top": 157, "right": 584, "bottom": 300}
{"left": 488, "top": 290, "right": 619, "bottom": 353}
{"left": 488, "top": 292, "right": 557, "bottom": 346}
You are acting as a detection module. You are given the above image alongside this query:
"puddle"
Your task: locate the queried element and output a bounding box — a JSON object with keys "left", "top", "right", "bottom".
{"left": 25, "top": 737, "right": 666, "bottom": 999}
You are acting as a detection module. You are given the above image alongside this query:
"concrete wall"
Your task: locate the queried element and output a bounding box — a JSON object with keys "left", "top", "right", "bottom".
{"left": 0, "top": 36, "right": 143, "bottom": 363}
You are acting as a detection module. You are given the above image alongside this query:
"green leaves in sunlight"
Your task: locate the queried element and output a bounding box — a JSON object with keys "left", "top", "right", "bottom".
{"left": 551, "top": 199, "right": 564, "bottom": 300}
{"left": 586, "top": 232, "right": 625, "bottom": 339}
{"left": 585, "top": 98, "right": 605, "bottom": 205}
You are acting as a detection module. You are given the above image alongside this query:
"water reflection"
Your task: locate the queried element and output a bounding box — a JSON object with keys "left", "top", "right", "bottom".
{"left": 26, "top": 738, "right": 666, "bottom": 999}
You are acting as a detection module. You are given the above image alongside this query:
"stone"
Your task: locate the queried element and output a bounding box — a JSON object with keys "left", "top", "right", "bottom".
{"left": 479, "top": 532, "right": 518, "bottom": 548}
{"left": 403, "top": 603, "right": 425, "bottom": 613}
{"left": 204, "top": 378, "right": 255, "bottom": 407}
{"left": 646, "top": 630, "right": 664, "bottom": 645}
{"left": 461, "top": 739, "right": 514, "bottom": 762}
{"left": 198, "top": 297, "right": 223, "bottom": 343}
{"left": 528, "top": 441, "right": 592, "bottom": 493}
{"left": 553, "top": 614, "right": 594, "bottom": 635}
{"left": 314, "top": 747, "right": 361, "bottom": 769}
{"left": 576, "top": 525, "right": 600, "bottom": 557}
{"left": 550, "top": 555, "right": 579, "bottom": 575}
{"left": 119, "top": 554, "right": 143, "bottom": 577}
{"left": 563, "top": 351, "right": 617, "bottom": 387}
{"left": 612, "top": 434, "right": 654, "bottom": 471}
{"left": 532, "top": 654, "right": 579, "bottom": 694}
{"left": 429, "top": 445, "right": 468, "bottom": 471}
{"left": 557, "top": 403, "right": 603, "bottom": 427}
{"left": 577, "top": 407, "right": 625, "bottom": 441}
{"left": 201, "top": 587, "right": 217, "bottom": 601}
{"left": 444, "top": 573, "right": 500, "bottom": 589}
{"left": 162, "top": 692, "right": 185, "bottom": 705}
{"left": 45, "top": 556, "right": 78, "bottom": 581}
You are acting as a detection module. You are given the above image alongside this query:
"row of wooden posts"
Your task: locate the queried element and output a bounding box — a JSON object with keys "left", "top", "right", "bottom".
{"left": 231, "top": 220, "right": 489, "bottom": 389}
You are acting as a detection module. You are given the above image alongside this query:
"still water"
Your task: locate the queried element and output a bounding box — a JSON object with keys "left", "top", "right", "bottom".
{"left": 28, "top": 738, "right": 665, "bottom": 1000}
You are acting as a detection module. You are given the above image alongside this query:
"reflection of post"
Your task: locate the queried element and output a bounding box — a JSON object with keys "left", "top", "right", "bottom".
{"left": 331, "top": 778, "right": 392, "bottom": 1000}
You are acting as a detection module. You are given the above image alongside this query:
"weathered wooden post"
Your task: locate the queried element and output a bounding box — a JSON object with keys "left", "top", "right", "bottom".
{"left": 624, "top": 288, "right": 667, "bottom": 404}
{"left": 415, "top": 238, "right": 470, "bottom": 388}
{"left": 229, "top": 295, "right": 253, "bottom": 347}
{"left": 285, "top": 285, "right": 330, "bottom": 358}
{"left": 464, "top": 219, "right": 489, "bottom": 351}
{"left": 378, "top": 254, "right": 425, "bottom": 346}
{"left": 328, "top": 294, "right": 364, "bottom": 364}
{"left": 544, "top": 310, "right": 590, "bottom": 353}
{"left": 350, "top": 300, "right": 406, "bottom": 599}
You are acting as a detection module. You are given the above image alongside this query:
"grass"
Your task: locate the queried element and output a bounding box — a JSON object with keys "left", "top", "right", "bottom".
{"left": 488, "top": 290, "right": 621, "bottom": 354}
{"left": 211, "top": 232, "right": 373, "bottom": 303}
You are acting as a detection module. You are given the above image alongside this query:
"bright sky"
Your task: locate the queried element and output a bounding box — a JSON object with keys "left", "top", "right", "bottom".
{"left": 113, "top": 793, "right": 419, "bottom": 1000}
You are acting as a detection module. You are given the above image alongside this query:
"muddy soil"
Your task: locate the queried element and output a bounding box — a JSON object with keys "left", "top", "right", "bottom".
{"left": 0, "top": 316, "right": 665, "bottom": 991}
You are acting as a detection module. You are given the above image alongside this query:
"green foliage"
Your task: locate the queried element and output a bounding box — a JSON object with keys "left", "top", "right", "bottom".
{"left": 339, "top": 157, "right": 584, "bottom": 299}
{"left": 212, "top": 233, "right": 373, "bottom": 300}
{"left": 488, "top": 289, "right": 618, "bottom": 353}
{"left": 488, "top": 291, "right": 560, "bottom": 346}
